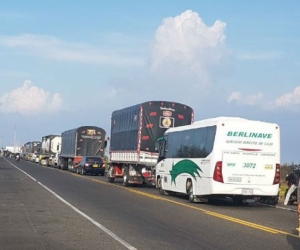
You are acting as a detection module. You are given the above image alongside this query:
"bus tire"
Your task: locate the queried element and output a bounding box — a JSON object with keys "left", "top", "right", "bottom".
{"left": 158, "top": 177, "right": 169, "bottom": 196}
{"left": 267, "top": 196, "right": 279, "bottom": 205}
{"left": 187, "top": 180, "right": 195, "bottom": 202}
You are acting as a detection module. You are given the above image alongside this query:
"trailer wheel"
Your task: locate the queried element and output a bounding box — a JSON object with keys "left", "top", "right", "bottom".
{"left": 123, "top": 167, "right": 129, "bottom": 187}
{"left": 107, "top": 165, "right": 115, "bottom": 183}
{"left": 187, "top": 180, "right": 195, "bottom": 203}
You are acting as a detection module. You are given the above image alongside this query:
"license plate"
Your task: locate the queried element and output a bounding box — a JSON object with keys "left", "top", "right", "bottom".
{"left": 228, "top": 177, "right": 242, "bottom": 182}
{"left": 93, "top": 164, "right": 98, "bottom": 168}
{"left": 242, "top": 188, "right": 253, "bottom": 195}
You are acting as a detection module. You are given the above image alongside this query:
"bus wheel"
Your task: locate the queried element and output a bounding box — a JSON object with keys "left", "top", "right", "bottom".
{"left": 187, "top": 180, "right": 195, "bottom": 203}
{"left": 123, "top": 167, "right": 129, "bottom": 187}
{"left": 158, "top": 177, "right": 168, "bottom": 196}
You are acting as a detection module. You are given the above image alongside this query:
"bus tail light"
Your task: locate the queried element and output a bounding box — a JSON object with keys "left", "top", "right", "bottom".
{"left": 213, "top": 161, "right": 224, "bottom": 183}
{"left": 273, "top": 163, "right": 280, "bottom": 184}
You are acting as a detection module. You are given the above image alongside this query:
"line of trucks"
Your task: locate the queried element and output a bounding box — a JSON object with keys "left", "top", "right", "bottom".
{"left": 19, "top": 100, "right": 284, "bottom": 206}
{"left": 21, "top": 101, "right": 194, "bottom": 186}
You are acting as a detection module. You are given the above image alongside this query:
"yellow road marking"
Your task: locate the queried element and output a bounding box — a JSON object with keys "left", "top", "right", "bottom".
{"left": 74, "top": 174, "right": 299, "bottom": 238}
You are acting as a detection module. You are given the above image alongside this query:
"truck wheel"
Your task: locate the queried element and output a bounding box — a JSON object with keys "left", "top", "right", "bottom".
{"left": 187, "top": 180, "right": 195, "bottom": 202}
{"left": 123, "top": 168, "right": 129, "bottom": 187}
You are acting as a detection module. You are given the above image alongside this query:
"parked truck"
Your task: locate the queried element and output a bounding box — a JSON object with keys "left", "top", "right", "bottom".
{"left": 22, "top": 141, "right": 42, "bottom": 161}
{"left": 59, "top": 126, "right": 106, "bottom": 172}
{"left": 107, "top": 101, "right": 194, "bottom": 186}
{"left": 39, "top": 135, "right": 61, "bottom": 166}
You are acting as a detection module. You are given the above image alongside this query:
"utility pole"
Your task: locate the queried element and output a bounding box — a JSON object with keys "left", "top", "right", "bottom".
{"left": 14, "top": 125, "right": 16, "bottom": 153}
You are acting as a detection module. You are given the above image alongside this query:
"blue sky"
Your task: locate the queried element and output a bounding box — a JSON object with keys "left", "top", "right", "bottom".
{"left": 0, "top": 1, "right": 299, "bottom": 164}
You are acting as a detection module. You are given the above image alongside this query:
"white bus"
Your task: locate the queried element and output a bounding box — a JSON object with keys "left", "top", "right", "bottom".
{"left": 155, "top": 117, "right": 280, "bottom": 205}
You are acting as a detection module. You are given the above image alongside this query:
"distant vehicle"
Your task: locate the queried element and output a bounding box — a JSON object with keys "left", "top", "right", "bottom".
{"left": 31, "top": 153, "right": 40, "bottom": 163}
{"left": 50, "top": 153, "right": 59, "bottom": 168}
{"left": 15, "top": 153, "right": 20, "bottom": 162}
{"left": 59, "top": 126, "right": 106, "bottom": 172}
{"left": 77, "top": 156, "right": 105, "bottom": 176}
{"left": 155, "top": 116, "right": 281, "bottom": 205}
{"left": 107, "top": 101, "right": 194, "bottom": 186}
{"left": 22, "top": 141, "right": 42, "bottom": 160}
{"left": 40, "top": 135, "right": 61, "bottom": 166}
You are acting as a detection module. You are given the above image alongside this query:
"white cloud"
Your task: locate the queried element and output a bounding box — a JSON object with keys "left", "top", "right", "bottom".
{"left": 0, "top": 80, "right": 63, "bottom": 115}
{"left": 227, "top": 86, "right": 300, "bottom": 111}
{"left": 227, "top": 91, "right": 241, "bottom": 102}
{"left": 97, "top": 10, "right": 230, "bottom": 109}
{"left": 0, "top": 34, "right": 144, "bottom": 66}
{"left": 148, "top": 10, "right": 228, "bottom": 87}
{"left": 227, "top": 91, "right": 263, "bottom": 106}
{"left": 245, "top": 93, "right": 264, "bottom": 106}
{"left": 274, "top": 86, "right": 300, "bottom": 108}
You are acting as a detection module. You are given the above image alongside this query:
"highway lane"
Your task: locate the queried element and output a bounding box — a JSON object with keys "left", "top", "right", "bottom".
{"left": 1, "top": 157, "right": 300, "bottom": 250}
{"left": 0, "top": 157, "right": 131, "bottom": 250}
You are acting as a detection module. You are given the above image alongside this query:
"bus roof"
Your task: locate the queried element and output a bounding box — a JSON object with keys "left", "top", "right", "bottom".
{"left": 165, "top": 116, "right": 279, "bottom": 133}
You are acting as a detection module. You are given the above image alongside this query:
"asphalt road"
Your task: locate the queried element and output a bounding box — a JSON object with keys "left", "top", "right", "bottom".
{"left": 1, "top": 156, "right": 300, "bottom": 250}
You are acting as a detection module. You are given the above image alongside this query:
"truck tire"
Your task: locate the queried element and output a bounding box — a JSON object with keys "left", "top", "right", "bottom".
{"left": 123, "top": 167, "right": 129, "bottom": 187}
{"left": 107, "top": 165, "right": 115, "bottom": 182}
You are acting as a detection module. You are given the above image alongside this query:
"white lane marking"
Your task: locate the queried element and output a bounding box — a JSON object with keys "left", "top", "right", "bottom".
{"left": 8, "top": 160, "right": 137, "bottom": 250}
{"left": 274, "top": 205, "right": 297, "bottom": 212}
{"left": 8, "top": 161, "right": 37, "bottom": 181}
{"left": 258, "top": 202, "right": 297, "bottom": 212}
